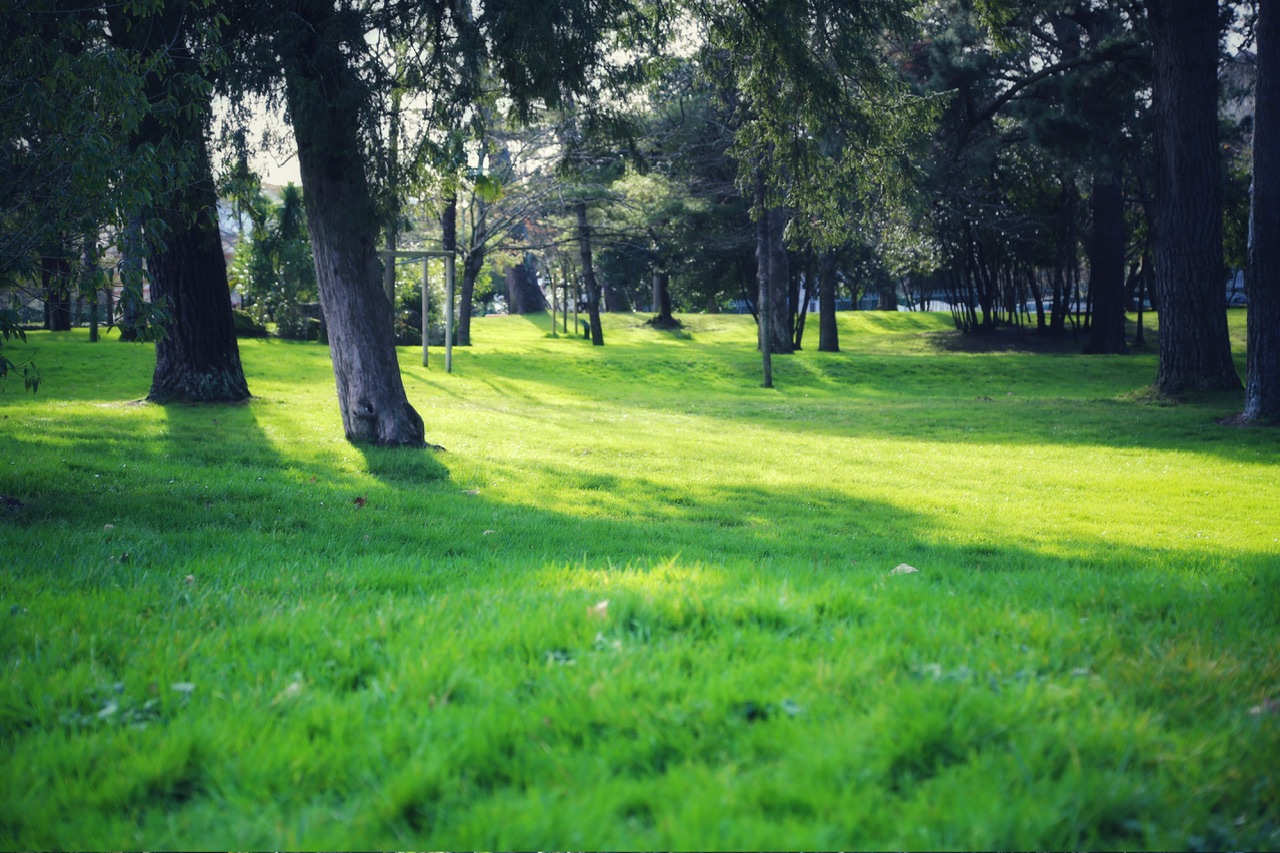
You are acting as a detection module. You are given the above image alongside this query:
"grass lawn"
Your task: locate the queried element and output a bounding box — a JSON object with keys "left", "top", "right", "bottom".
{"left": 0, "top": 309, "right": 1277, "bottom": 849}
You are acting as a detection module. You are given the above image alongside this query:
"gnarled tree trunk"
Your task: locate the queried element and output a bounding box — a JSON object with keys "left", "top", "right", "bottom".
{"left": 281, "top": 2, "right": 423, "bottom": 445}
{"left": 1149, "top": 0, "right": 1241, "bottom": 394}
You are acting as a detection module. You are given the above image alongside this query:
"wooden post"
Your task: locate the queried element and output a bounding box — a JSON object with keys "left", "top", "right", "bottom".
{"left": 427, "top": 256, "right": 437, "bottom": 368}
{"left": 445, "top": 254, "right": 455, "bottom": 373}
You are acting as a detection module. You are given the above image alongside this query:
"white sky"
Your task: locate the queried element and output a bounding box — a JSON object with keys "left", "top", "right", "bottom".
{"left": 214, "top": 94, "right": 302, "bottom": 188}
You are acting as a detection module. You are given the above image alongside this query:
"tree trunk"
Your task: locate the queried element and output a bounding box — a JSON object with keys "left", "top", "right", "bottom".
{"left": 818, "top": 250, "right": 839, "bottom": 352}
{"left": 766, "top": 206, "right": 792, "bottom": 354}
{"left": 652, "top": 269, "right": 674, "bottom": 325}
{"left": 1148, "top": 0, "right": 1242, "bottom": 394}
{"left": 106, "top": 1, "right": 248, "bottom": 402}
{"left": 1245, "top": 0, "right": 1280, "bottom": 420}
{"left": 505, "top": 253, "right": 544, "bottom": 314}
{"left": 755, "top": 168, "right": 773, "bottom": 387}
{"left": 42, "top": 257, "right": 72, "bottom": 331}
{"left": 83, "top": 235, "right": 99, "bottom": 343}
{"left": 603, "top": 282, "right": 631, "bottom": 313}
{"left": 457, "top": 250, "right": 483, "bottom": 346}
{"left": 281, "top": 2, "right": 423, "bottom": 445}
{"left": 575, "top": 201, "right": 604, "bottom": 345}
{"left": 1085, "top": 172, "right": 1129, "bottom": 354}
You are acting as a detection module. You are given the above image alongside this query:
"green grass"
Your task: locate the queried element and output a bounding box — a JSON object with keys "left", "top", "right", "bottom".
{"left": 1, "top": 309, "right": 1277, "bottom": 850}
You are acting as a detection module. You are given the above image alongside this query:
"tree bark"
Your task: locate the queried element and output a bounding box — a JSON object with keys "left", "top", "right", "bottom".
{"left": 818, "top": 250, "right": 839, "bottom": 352}
{"left": 652, "top": 269, "right": 675, "bottom": 325}
{"left": 1084, "top": 172, "right": 1129, "bottom": 354}
{"left": 575, "top": 201, "right": 604, "bottom": 345}
{"left": 107, "top": 1, "right": 248, "bottom": 403}
{"left": 765, "top": 206, "right": 792, "bottom": 354}
{"left": 1148, "top": 0, "right": 1242, "bottom": 394}
{"left": 1245, "top": 0, "right": 1280, "bottom": 420}
{"left": 83, "top": 234, "right": 99, "bottom": 343}
{"left": 755, "top": 168, "right": 772, "bottom": 387}
{"left": 504, "top": 253, "right": 544, "bottom": 314}
{"left": 457, "top": 249, "right": 483, "bottom": 346}
{"left": 281, "top": 1, "right": 423, "bottom": 445}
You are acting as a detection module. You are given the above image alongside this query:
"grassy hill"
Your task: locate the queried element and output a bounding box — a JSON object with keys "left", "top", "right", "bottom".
{"left": 1, "top": 310, "right": 1276, "bottom": 849}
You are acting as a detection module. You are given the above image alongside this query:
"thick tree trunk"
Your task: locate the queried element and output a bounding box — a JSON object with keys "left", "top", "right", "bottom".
{"left": 575, "top": 201, "right": 604, "bottom": 346}
{"left": 818, "top": 250, "right": 839, "bottom": 352}
{"left": 106, "top": 1, "right": 248, "bottom": 402}
{"left": 1149, "top": 0, "right": 1241, "bottom": 394}
{"left": 505, "top": 253, "right": 544, "bottom": 314}
{"left": 146, "top": 128, "right": 249, "bottom": 402}
{"left": 282, "top": 5, "right": 423, "bottom": 445}
{"left": 1245, "top": 0, "right": 1280, "bottom": 420}
{"left": 1085, "top": 172, "right": 1129, "bottom": 354}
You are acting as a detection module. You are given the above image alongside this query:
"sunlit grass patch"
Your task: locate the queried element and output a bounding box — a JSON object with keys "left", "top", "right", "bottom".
{"left": 0, "top": 312, "right": 1277, "bottom": 849}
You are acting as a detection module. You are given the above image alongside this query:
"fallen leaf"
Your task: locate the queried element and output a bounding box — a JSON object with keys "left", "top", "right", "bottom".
{"left": 171, "top": 682, "right": 196, "bottom": 694}
{"left": 97, "top": 701, "right": 119, "bottom": 719}
{"left": 185, "top": 574, "right": 195, "bottom": 585}
{"left": 587, "top": 599, "right": 610, "bottom": 619}
{"left": 462, "top": 489, "right": 480, "bottom": 495}
{"left": 103, "top": 523, "right": 115, "bottom": 532}
{"left": 272, "top": 679, "right": 305, "bottom": 705}
{"left": 482, "top": 529, "right": 495, "bottom": 535}
{"left": 353, "top": 496, "right": 367, "bottom": 509}
{"left": 309, "top": 475, "right": 317, "bottom": 483}
{"left": 890, "top": 563, "right": 919, "bottom": 575}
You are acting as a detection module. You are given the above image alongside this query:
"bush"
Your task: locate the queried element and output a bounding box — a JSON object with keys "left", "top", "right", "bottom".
{"left": 274, "top": 305, "right": 311, "bottom": 341}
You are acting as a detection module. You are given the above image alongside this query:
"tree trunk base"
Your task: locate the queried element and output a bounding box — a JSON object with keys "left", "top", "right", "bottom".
{"left": 646, "top": 314, "right": 683, "bottom": 330}
{"left": 147, "top": 366, "right": 250, "bottom": 404}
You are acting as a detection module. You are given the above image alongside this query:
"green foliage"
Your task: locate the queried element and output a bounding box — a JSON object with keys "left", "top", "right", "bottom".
{"left": 0, "top": 312, "right": 1275, "bottom": 848}
{"left": 0, "top": 315, "right": 40, "bottom": 393}
{"left": 233, "top": 183, "right": 317, "bottom": 339}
